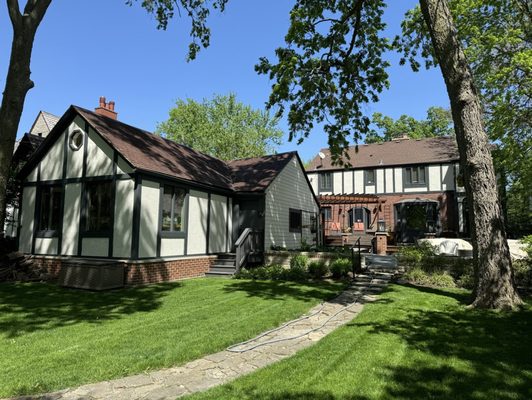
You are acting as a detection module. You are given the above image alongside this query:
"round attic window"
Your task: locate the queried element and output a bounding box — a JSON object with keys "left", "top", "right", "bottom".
{"left": 69, "top": 129, "right": 84, "bottom": 151}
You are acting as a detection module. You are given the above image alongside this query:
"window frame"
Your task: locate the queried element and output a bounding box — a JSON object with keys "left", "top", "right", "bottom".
{"left": 404, "top": 166, "right": 427, "bottom": 187}
{"left": 159, "top": 184, "right": 188, "bottom": 239}
{"left": 289, "top": 208, "right": 303, "bottom": 233}
{"left": 365, "top": 169, "right": 375, "bottom": 185}
{"left": 318, "top": 172, "right": 333, "bottom": 192}
{"left": 321, "top": 207, "right": 332, "bottom": 221}
{"left": 35, "top": 184, "right": 63, "bottom": 238}
{"left": 82, "top": 179, "right": 113, "bottom": 236}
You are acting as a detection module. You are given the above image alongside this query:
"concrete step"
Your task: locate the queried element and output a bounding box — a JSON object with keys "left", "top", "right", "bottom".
{"left": 209, "top": 266, "right": 237, "bottom": 273}
{"left": 215, "top": 258, "right": 236, "bottom": 266}
{"left": 205, "top": 270, "right": 235, "bottom": 278}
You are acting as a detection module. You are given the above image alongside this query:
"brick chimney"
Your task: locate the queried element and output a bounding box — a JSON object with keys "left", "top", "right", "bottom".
{"left": 95, "top": 96, "right": 118, "bottom": 120}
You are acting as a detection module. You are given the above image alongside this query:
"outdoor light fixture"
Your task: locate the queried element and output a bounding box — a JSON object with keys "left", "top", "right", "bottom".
{"left": 378, "top": 220, "right": 386, "bottom": 232}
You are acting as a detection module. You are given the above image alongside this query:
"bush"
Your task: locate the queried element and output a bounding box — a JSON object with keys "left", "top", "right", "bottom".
{"left": 397, "top": 242, "right": 438, "bottom": 266}
{"left": 521, "top": 235, "right": 532, "bottom": 258}
{"left": 330, "top": 258, "right": 351, "bottom": 279}
{"left": 429, "top": 272, "right": 456, "bottom": 288}
{"left": 513, "top": 259, "right": 532, "bottom": 288}
{"left": 404, "top": 268, "right": 456, "bottom": 288}
{"left": 308, "top": 260, "right": 328, "bottom": 279}
{"left": 290, "top": 254, "right": 309, "bottom": 270}
{"left": 403, "top": 267, "right": 431, "bottom": 286}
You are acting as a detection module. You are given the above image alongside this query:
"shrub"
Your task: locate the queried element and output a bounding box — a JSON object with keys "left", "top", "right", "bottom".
{"left": 397, "top": 242, "right": 438, "bottom": 267}
{"left": 290, "top": 254, "right": 309, "bottom": 270}
{"left": 457, "top": 270, "right": 475, "bottom": 289}
{"left": 308, "top": 260, "right": 328, "bottom": 279}
{"left": 330, "top": 258, "right": 351, "bottom": 279}
{"left": 521, "top": 235, "right": 532, "bottom": 258}
{"left": 513, "top": 259, "right": 532, "bottom": 288}
{"left": 403, "top": 267, "right": 431, "bottom": 285}
{"left": 429, "top": 272, "right": 456, "bottom": 288}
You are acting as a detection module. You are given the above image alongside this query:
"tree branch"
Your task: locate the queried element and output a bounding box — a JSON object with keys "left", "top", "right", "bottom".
{"left": 6, "top": 0, "right": 21, "bottom": 28}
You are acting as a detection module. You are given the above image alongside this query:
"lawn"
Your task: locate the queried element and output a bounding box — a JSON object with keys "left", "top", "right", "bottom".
{"left": 0, "top": 278, "right": 345, "bottom": 397}
{"left": 188, "top": 284, "right": 532, "bottom": 400}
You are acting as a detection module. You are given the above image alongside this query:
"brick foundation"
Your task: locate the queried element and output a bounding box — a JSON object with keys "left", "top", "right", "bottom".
{"left": 32, "top": 256, "right": 216, "bottom": 286}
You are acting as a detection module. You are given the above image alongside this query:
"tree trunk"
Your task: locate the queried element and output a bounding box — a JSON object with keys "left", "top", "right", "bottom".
{"left": 0, "top": 0, "right": 52, "bottom": 235}
{"left": 419, "top": 0, "right": 522, "bottom": 309}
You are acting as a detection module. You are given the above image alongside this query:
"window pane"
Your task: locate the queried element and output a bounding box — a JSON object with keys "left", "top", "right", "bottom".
{"left": 161, "top": 186, "right": 172, "bottom": 231}
{"left": 366, "top": 170, "right": 375, "bottom": 184}
{"left": 419, "top": 167, "right": 426, "bottom": 183}
{"left": 173, "top": 189, "right": 185, "bottom": 231}
{"left": 320, "top": 173, "right": 332, "bottom": 190}
{"left": 354, "top": 208, "right": 364, "bottom": 222}
{"left": 412, "top": 168, "right": 418, "bottom": 183}
{"left": 289, "top": 210, "right": 302, "bottom": 231}
{"left": 86, "top": 181, "right": 112, "bottom": 232}
{"left": 322, "top": 207, "right": 331, "bottom": 221}
{"left": 39, "top": 186, "right": 62, "bottom": 231}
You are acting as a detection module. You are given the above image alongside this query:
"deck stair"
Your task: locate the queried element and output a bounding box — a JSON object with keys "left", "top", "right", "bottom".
{"left": 206, "top": 253, "right": 237, "bottom": 277}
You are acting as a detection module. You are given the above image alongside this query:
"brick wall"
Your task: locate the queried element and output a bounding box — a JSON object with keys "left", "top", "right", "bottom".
{"left": 32, "top": 256, "right": 216, "bottom": 286}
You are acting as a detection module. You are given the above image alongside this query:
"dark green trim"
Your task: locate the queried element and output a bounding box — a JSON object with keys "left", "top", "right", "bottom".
{"left": 77, "top": 122, "right": 89, "bottom": 256}
{"left": 206, "top": 193, "right": 211, "bottom": 254}
{"left": 225, "top": 197, "right": 230, "bottom": 252}
{"left": 108, "top": 152, "right": 118, "bottom": 257}
{"left": 58, "top": 128, "right": 69, "bottom": 255}
{"left": 22, "top": 174, "right": 131, "bottom": 187}
{"left": 131, "top": 175, "right": 142, "bottom": 259}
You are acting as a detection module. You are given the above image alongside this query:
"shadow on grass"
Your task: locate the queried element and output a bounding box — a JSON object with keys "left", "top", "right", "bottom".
{"left": 0, "top": 281, "right": 180, "bottom": 338}
{"left": 348, "top": 285, "right": 532, "bottom": 400}
{"left": 222, "top": 279, "right": 346, "bottom": 303}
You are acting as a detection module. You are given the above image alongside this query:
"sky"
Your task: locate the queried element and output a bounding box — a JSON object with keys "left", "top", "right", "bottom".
{"left": 0, "top": 0, "right": 449, "bottom": 162}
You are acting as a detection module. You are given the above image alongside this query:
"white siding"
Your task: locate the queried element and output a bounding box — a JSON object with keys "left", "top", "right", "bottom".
{"left": 62, "top": 183, "right": 81, "bottom": 255}
{"left": 139, "top": 180, "right": 159, "bottom": 258}
{"left": 354, "top": 170, "right": 364, "bottom": 193}
{"left": 404, "top": 186, "right": 428, "bottom": 193}
{"left": 86, "top": 128, "right": 114, "bottom": 177}
{"left": 27, "top": 167, "right": 38, "bottom": 182}
{"left": 19, "top": 186, "right": 36, "bottom": 253}
{"left": 117, "top": 156, "right": 134, "bottom": 175}
{"left": 307, "top": 172, "right": 319, "bottom": 195}
{"left": 385, "top": 168, "right": 394, "bottom": 193}
{"left": 187, "top": 190, "right": 209, "bottom": 255}
{"left": 160, "top": 238, "right": 185, "bottom": 256}
{"left": 209, "top": 194, "right": 228, "bottom": 253}
{"left": 428, "top": 165, "right": 442, "bottom": 191}
{"left": 442, "top": 164, "right": 455, "bottom": 190}
{"left": 65, "top": 117, "right": 86, "bottom": 179}
{"left": 365, "top": 184, "right": 376, "bottom": 194}
{"left": 81, "top": 238, "right": 108, "bottom": 257}
{"left": 264, "top": 156, "right": 319, "bottom": 250}
{"left": 376, "top": 169, "right": 385, "bottom": 193}
{"left": 113, "top": 179, "right": 135, "bottom": 258}
{"left": 394, "top": 168, "right": 403, "bottom": 192}
{"left": 35, "top": 238, "right": 58, "bottom": 255}
{"left": 343, "top": 170, "right": 353, "bottom": 194}
{"left": 40, "top": 132, "right": 64, "bottom": 181}
{"left": 333, "top": 171, "right": 343, "bottom": 194}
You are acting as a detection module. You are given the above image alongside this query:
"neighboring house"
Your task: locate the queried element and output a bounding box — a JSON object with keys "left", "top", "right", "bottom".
{"left": 306, "top": 137, "right": 467, "bottom": 243}
{"left": 17, "top": 99, "right": 318, "bottom": 284}
{"left": 4, "top": 111, "right": 59, "bottom": 237}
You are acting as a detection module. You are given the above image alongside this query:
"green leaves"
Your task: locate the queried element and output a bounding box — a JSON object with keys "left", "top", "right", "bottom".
{"left": 255, "top": 0, "right": 391, "bottom": 166}
{"left": 126, "top": 0, "right": 228, "bottom": 60}
{"left": 156, "top": 93, "right": 283, "bottom": 160}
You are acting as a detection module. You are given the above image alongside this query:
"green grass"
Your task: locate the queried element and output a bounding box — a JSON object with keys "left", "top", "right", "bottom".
{"left": 188, "top": 284, "right": 532, "bottom": 400}
{"left": 0, "top": 278, "right": 345, "bottom": 397}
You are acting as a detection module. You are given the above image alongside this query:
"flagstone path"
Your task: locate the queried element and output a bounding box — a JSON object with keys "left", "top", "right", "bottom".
{"left": 13, "top": 267, "right": 395, "bottom": 400}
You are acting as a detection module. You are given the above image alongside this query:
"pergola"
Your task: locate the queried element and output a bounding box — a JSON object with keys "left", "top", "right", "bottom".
{"left": 318, "top": 194, "right": 381, "bottom": 205}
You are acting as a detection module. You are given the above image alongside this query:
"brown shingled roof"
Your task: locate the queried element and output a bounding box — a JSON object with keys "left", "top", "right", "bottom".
{"left": 306, "top": 137, "right": 460, "bottom": 171}
{"left": 228, "top": 152, "right": 296, "bottom": 192}
{"left": 75, "top": 106, "right": 235, "bottom": 191}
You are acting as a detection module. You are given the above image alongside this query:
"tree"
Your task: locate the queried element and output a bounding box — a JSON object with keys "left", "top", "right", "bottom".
{"left": 396, "top": 0, "right": 532, "bottom": 237}
{"left": 366, "top": 106, "right": 453, "bottom": 143}
{"left": 157, "top": 93, "right": 283, "bottom": 160}
{"left": 251, "top": 0, "right": 522, "bottom": 309}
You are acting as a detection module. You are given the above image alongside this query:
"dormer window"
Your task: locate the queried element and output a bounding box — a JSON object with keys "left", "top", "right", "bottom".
{"left": 69, "top": 129, "right": 84, "bottom": 151}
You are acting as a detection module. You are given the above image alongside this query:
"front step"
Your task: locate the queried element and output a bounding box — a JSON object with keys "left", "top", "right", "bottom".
{"left": 206, "top": 253, "right": 237, "bottom": 277}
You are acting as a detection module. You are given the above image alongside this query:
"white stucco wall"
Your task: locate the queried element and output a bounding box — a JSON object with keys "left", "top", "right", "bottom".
{"left": 264, "top": 156, "right": 319, "bottom": 250}
{"left": 160, "top": 238, "right": 185, "bottom": 257}
{"left": 86, "top": 129, "right": 114, "bottom": 177}
{"left": 113, "top": 179, "right": 135, "bottom": 258}
{"left": 394, "top": 168, "right": 403, "bottom": 192}
{"left": 343, "top": 170, "right": 354, "bottom": 194}
{"left": 65, "top": 117, "right": 86, "bottom": 179}
{"left": 62, "top": 183, "right": 81, "bottom": 256}
{"left": 333, "top": 171, "right": 343, "bottom": 193}
{"left": 35, "top": 238, "right": 58, "bottom": 255}
{"left": 81, "top": 238, "right": 109, "bottom": 257}
{"left": 40, "top": 132, "right": 64, "bottom": 181}
{"left": 307, "top": 172, "right": 318, "bottom": 195}
{"left": 19, "top": 186, "right": 36, "bottom": 253}
{"left": 429, "top": 165, "right": 442, "bottom": 191}
{"left": 385, "top": 168, "right": 394, "bottom": 193}
{"left": 209, "top": 194, "right": 228, "bottom": 253}
{"left": 376, "top": 169, "right": 385, "bottom": 193}
{"left": 442, "top": 164, "right": 455, "bottom": 190}
{"left": 139, "top": 179, "right": 159, "bottom": 258}
{"left": 354, "top": 170, "right": 364, "bottom": 193}
{"left": 187, "top": 190, "right": 209, "bottom": 255}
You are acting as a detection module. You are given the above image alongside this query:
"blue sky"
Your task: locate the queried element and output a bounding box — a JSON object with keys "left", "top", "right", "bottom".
{"left": 0, "top": 0, "right": 449, "bottom": 162}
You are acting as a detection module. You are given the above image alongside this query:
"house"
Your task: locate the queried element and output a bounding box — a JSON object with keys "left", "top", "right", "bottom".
{"left": 305, "top": 137, "right": 467, "bottom": 243}
{"left": 17, "top": 98, "right": 319, "bottom": 285}
{"left": 4, "top": 111, "right": 59, "bottom": 237}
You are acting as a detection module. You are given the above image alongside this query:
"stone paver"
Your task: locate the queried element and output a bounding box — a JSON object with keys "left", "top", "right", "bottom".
{"left": 8, "top": 267, "right": 395, "bottom": 400}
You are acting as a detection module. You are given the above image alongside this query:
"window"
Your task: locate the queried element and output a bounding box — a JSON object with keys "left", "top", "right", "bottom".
{"left": 319, "top": 172, "right": 333, "bottom": 191}
{"left": 321, "top": 207, "right": 332, "bottom": 221}
{"left": 69, "top": 129, "right": 84, "bottom": 151}
{"left": 405, "top": 166, "right": 427, "bottom": 186}
{"left": 38, "top": 185, "right": 62, "bottom": 234}
{"left": 365, "top": 170, "right": 375, "bottom": 185}
{"left": 289, "top": 209, "right": 302, "bottom": 233}
{"left": 85, "top": 181, "right": 112, "bottom": 232}
{"left": 161, "top": 185, "right": 186, "bottom": 233}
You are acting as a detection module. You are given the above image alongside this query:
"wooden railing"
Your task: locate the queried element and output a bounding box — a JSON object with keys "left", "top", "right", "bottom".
{"left": 235, "top": 228, "right": 263, "bottom": 273}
